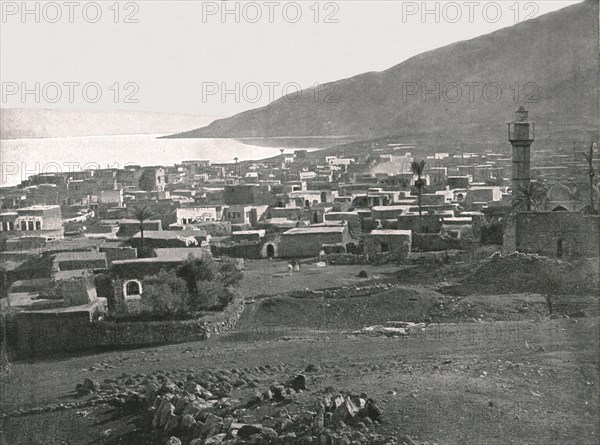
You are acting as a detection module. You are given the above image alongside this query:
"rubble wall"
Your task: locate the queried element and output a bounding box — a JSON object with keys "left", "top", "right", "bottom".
{"left": 12, "top": 293, "right": 245, "bottom": 358}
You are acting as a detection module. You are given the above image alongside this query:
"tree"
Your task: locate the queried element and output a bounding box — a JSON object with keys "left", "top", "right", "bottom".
{"left": 130, "top": 206, "right": 154, "bottom": 256}
{"left": 177, "top": 256, "right": 215, "bottom": 296}
{"left": 582, "top": 142, "right": 598, "bottom": 214}
{"left": 142, "top": 270, "right": 188, "bottom": 318}
{"left": 138, "top": 169, "right": 156, "bottom": 192}
{"left": 410, "top": 160, "right": 427, "bottom": 232}
{"left": 512, "top": 182, "right": 547, "bottom": 212}
{"left": 0, "top": 268, "right": 9, "bottom": 300}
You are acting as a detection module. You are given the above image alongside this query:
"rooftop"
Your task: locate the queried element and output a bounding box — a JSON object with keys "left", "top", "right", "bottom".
{"left": 132, "top": 230, "right": 207, "bottom": 240}
{"left": 19, "top": 205, "right": 61, "bottom": 211}
{"left": 369, "top": 229, "right": 412, "bottom": 236}
{"left": 54, "top": 251, "right": 107, "bottom": 262}
{"left": 283, "top": 226, "right": 346, "bottom": 235}
{"left": 152, "top": 247, "right": 209, "bottom": 261}
{"left": 232, "top": 230, "right": 266, "bottom": 236}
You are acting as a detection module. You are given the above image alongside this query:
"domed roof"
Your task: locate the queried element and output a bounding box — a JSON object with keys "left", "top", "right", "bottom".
{"left": 546, "top": 183, "right": 573, "bottom": 201}
{"left": 572, "top": 184, "right": 600, "bottom": 201}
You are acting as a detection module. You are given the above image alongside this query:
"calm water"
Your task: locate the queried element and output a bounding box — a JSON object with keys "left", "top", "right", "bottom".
{"left": 1, "top": 134, "right": 324, "bottom": 187}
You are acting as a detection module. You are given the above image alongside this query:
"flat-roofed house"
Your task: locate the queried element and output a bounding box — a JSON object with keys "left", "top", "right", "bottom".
{"left": 279, "top": 225, "right": 349, "bottom": 258}
{"left": 364, "top": 229, "right": 412, "bottom": 258}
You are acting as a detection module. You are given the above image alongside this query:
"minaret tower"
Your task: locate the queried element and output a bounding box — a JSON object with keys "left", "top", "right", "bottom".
{"left": 508, "top": 106, "right": 535, "bottom": 200}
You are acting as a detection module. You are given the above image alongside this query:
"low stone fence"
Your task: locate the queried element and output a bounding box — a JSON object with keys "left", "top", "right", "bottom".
{"left": 412, "top": 233, "right": 473, "bottom": 252}
{"left": 12, "top": 293, "right": 245, "bottom": 359}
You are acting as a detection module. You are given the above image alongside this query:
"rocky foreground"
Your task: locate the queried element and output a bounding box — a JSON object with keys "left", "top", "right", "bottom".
{"left": 70, "top": 364, "right": 430, "bottom": 445}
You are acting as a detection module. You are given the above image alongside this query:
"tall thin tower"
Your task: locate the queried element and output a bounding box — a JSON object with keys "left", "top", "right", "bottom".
{"left": 508, "top": 106, "right": 535, "bottom": 201}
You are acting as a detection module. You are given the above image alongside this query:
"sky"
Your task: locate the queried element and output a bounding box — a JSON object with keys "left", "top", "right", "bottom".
{"left": 0, "top": 0, "right": 582, "bottom": 117}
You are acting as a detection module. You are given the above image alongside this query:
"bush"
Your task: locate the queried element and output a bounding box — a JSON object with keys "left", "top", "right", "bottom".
{"left": 480, "top": 220, "right": 505, "bottom": 245}
{"left": 217, "top": 258, "right": 244, "bottom": 288}
{"left": 177, "top": 257, "right": 215, "bottom": 296}
{"left": 94, "top": 273, "right": 115, "bottom": 309}
{"left": 176, "top": 256, "right": 243, "bottom": 312}
{"left": 141, "top": 270, "right": 189, "bottom": 318}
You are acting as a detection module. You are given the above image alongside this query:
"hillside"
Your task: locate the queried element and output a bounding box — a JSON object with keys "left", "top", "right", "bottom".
{"left": 0, "top": 109, "right": 221, "bottom": 140}
{"left": 166, "top": 1, "right": 599, "bottom": 153}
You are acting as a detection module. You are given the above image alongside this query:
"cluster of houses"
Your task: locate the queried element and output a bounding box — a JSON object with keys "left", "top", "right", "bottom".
{"left": 1, "top": 109, "right": 598, "bottom": 318}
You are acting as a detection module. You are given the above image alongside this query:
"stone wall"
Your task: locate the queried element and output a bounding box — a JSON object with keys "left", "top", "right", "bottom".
{"left": 364, "top": 232, "right": 411, "bottom": 258}
{"left": 12, "top": 293, "right": 245, "bottom": 358}
{"left": 279, "top": 231, "right": 349, "bottom": 258}
{"left": 210, "top": 241, "right": 262, "bottom": 259}
{"left": 504, "top": 212, "right": 599, "bottom": 259}
{"left": 412, "top": 233, "right": 473, "bottom": 252}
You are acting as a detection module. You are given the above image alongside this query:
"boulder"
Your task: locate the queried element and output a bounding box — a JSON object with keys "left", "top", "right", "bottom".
{"left": 185, "top": 381, "right": 203, "bottom": 395}
{"left": 82, "top": 378, "right": 100, "bottom": 393}
{"left": 360, "top": 399, "right": 382, "bottom": 423}
{"left": 154, "top": 400, "right": 175, "bottom": 429}
{"left": 261, "top": 427, "right": 278, "bottom": 439}
{"left": 164, "top": 414, "right": 181, "bottom": 433}
{"left": 200, "top": 414, "right": 223, "bottom": 438}
{"left": 237, "top": 424, "right": 263, "bottom": 439}
{"left": 243, "top": 389, "right": 264, "bottom": 407}
{"left": 161, "top": 379, "right": 178, "bottom": 394}
{"left": 287, "top": 374, "right": 307, "bottom": 391}
{"left": 182, "top": 399, "right": 213, "bottom": 418}
{"left": 181, "top": 414, "right": 196, "bottom": 430}
{"left": 166, "top": 437, "right": 182, "bottom": 445}
{"left": 205, "top": 433, "right": 227, "bottom": 444}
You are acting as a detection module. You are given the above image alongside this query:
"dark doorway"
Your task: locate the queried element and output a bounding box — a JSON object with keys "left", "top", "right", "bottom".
{"left": 305, "top": 200, "right": 310, "bottom": 207}
{"left": 266, "top": 244, "right": 275, "bottom": 258}
{"left": 556, "top": 239, "right": 563, "bottom": 259}
{"left": 313, "top": 212, "right": 319, "bottom": 223}
{"left": 381, "top": 243, "right": 389, "bottom": 253}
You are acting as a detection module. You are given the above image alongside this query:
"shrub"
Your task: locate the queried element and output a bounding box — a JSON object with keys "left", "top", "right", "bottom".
{"left": 217, "top": 258, "right": 244, "bottom": 288}
{"left": 176, "top": 256, "right": 243, "bottom": 312}
{"left": 141, "top": 270, "right": 188, "bottom": 318}
{"left": 177, "top": 256, "right": 215, "bottom": 296}
{"left": 480, "top": 220, "right": 505, "bottom": 245}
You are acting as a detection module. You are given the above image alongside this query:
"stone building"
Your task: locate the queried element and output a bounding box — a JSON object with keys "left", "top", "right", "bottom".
{"left": 279, "top": 225, "right": 349, "bottom": 258}
{"left": 364, "top": 230, "right": 412, "bottom": 258}
{"left": 503, "top": 212, "right": 599, "bottom": 259}
{"left": 542, "top": 183, "right": 600, "bottom": 212}
{"left": 0, "top": 205, "right": 62, "bottom": 233}
{"left": 53, "top": 251, "right": 108, "bottom": 271}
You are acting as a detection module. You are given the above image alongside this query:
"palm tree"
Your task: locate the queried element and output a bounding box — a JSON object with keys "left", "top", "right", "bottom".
{"left": 583, "top": 142, "right": 598, "bottom": 213}
{"left": 130, "top": 206, "right": 154, "bottom": 255}
{"left": 512, "top": 182, "right": 547, "bottom": 212}
{"left": 410, "top": 160, "right": 426, "bottom": 232}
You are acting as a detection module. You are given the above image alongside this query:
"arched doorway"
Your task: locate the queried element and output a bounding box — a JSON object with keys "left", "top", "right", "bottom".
{"left": 556, "top": 239, "right": 564, "bottom": 259}
{"left": 266, "top": 244, "right": 275, "bottom": 258}
{"left": 552, "top": 206, "right": 568, "bottom": 212}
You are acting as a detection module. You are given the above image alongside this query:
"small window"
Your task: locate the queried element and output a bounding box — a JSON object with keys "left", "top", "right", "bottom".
{"left": 35, "top": 221, "right": 41, "bottom": 230}
{"left": 28, "top": 221, "right": 34, "bottom": 231}
{"left": 124, "top": 280, "right": 142, "bottom": 298}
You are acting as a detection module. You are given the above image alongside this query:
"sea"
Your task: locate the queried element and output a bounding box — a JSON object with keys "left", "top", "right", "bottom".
{"left": 0, "top": 134, "right": 330, "bottom": 188}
